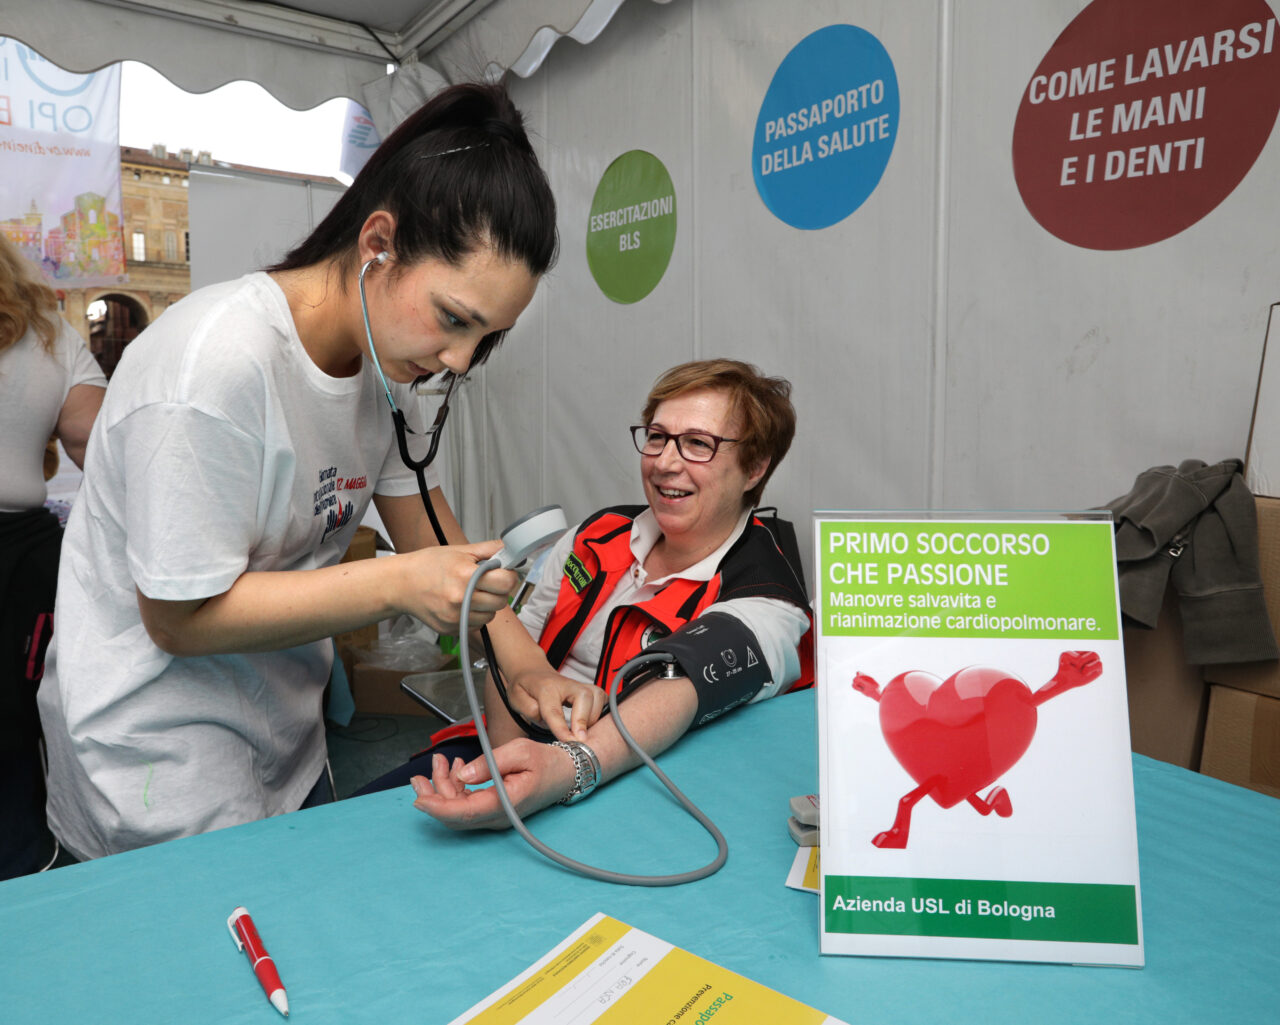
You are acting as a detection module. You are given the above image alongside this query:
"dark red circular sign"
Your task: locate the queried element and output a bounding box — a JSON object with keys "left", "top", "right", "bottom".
{"left": 1013, "top": 0, "right": 1280, "bottom": 250}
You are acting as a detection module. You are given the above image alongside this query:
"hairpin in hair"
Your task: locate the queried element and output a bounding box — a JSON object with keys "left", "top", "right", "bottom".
{"left": 422, "top": 143, "right": 489, "bottom": 160}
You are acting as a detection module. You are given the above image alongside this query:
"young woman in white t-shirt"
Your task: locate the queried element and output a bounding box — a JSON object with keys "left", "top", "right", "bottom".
{"left": 38, "top": 81, "right": 599, "bottom": 861}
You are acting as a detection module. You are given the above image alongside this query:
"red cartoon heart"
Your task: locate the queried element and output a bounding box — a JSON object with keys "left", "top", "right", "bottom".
{"left": 876, "top": 666, "right": 1039, "bottom": 808}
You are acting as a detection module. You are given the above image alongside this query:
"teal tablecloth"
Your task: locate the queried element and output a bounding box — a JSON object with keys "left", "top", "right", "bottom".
{"left": 1, "top": 690, "right": 1277, "bottom": 1023}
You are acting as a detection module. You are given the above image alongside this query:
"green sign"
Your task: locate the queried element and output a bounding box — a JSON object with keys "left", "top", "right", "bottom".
{"left": 586, "top": 150, "right": 677, "bottom": 304}
{"left": 825, "top": 875, "right": 1139, "bottom": 944}
{"left": 817, "top": 519, "right": 1119, "bottom": 640}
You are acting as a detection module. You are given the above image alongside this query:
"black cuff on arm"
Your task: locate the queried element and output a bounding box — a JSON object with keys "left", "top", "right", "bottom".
{"left": 642, "top": 611, "right": 773, "bottom": 728}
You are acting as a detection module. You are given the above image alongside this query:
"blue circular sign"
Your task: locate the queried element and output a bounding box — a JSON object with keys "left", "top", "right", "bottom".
{"left": 753, "top": 25, "right": 900, "bottom": 230}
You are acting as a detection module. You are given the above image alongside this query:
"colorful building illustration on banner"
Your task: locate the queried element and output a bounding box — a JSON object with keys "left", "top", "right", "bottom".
{"left": 2, "top": 192, "right": 125, "bottom": 281}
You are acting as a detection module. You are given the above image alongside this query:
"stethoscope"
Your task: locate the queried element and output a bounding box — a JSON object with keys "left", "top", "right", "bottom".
{"left": 359, "top": 253, "right": 456, "bottom": 540}
{"left": 358, "top": 253, "right": 555, "bottom": 742}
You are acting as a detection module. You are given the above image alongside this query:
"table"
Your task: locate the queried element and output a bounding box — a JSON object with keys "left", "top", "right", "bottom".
{"left": 1, "top": 691, "right": 1277, "bottom": 1023}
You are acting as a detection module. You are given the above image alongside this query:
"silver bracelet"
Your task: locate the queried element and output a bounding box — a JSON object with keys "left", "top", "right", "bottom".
{"left": 552, "top": 740, "right": 601, "bottom": 805}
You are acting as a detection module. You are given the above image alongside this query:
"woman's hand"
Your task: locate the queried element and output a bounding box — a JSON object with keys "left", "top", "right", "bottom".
{"left": 410, "top": 741, "right": 576, "bottom": 830}
{"left": 507, "top": 668, "right": 606, "bottom": 742}
{"left": 395, "top": 541, "right": 518, "bottom": 634}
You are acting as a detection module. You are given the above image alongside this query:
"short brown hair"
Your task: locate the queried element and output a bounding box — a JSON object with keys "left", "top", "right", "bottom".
{"left": 642, "top": 359, "right": 796, "bottom": 508}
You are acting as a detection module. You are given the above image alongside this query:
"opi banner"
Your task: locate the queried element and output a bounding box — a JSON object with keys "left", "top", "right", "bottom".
{"left": 0, "top": 38, "right": 125, "bottom": 285}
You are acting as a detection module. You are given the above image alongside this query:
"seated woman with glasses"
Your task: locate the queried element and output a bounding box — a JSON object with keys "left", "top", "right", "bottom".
{"left": 363, "top": 358, "right": 813, "bottom": 827}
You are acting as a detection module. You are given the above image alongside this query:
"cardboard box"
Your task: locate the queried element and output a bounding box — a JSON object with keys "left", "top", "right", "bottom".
{"left": 1198, "top": 494, "right": 1280, "bottom": 796}
{"left": 1199, "top": 685, "right": 1280, "bottom": 798}
{"left": 1123, "top": 584, "right": 1208, "bottom": 770}
{"left": 350, "top": 663, "right": 475, "bottom": 721}
{"left": 1201, "top": 495, "right": 1280, "bottom": 701}
{"left": 352, "top": 663, "right": 438, "bottom": 718}
{"left": 335, "top": 639, "right": 368, "bottom": 689}
{"left": 340, "top": 524, "right": 379, "bottom": 564}
{"left": 1166, "top": 309, "right": 1280, "bottom": 794}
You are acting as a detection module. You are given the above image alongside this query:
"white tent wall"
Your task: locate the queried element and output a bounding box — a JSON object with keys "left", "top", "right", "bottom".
{"left": 942, "top": 2, "right": 1278, "bottom": 510}
{"left": 450, "top": 0, "right": 1278, "bottom": 578}
{"left": 686, "top": 0, "right": 941, "bottom": 514}
{"left": 472, "top": 0, "right": 941, "bottom": 549}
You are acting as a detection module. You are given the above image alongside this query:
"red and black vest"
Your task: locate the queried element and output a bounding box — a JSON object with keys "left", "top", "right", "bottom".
{"left": 538, "top": 506, "right": 814, "bottom": 695}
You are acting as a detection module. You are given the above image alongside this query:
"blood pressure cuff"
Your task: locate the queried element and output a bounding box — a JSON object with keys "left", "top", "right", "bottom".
{"left": 640, "top": 612, "right": 773, "bottom": 728}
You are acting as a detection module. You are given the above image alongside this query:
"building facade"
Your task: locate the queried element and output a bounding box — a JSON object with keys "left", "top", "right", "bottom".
{"left": 76, "top": 146, "right": 201, "bottom": 375}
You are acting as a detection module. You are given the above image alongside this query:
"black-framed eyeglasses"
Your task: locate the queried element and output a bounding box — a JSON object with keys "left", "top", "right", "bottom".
{"left": 630, "top": 425, "right": 739, "bottom": 463}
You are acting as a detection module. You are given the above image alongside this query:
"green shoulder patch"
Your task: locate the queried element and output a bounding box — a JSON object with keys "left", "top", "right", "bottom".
{"left": 563, "top": 553, "right": 593, "bottom": 594}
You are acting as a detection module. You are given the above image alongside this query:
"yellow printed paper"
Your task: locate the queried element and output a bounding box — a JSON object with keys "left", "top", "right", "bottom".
{"left": 447, "top": 913, "right": 846, "bottom": 1025}
{"left": 786, "top": 846, "right": 822, "bottom": 893}
{"left": 457, "top": 916, "right": 631, "bottom": 1025}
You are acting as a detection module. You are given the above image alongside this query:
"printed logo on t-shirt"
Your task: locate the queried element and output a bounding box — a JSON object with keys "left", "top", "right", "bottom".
{"left": 315, "top": 465, "right": 364, "bottom": 543}
{"left": 323, "top": 499, "right": 354, "bottom": 542}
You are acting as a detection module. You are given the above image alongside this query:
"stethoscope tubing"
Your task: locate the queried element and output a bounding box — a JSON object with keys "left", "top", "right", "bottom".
{"left": 361, "top": 255, "right": 451, "bottom": 474}
{"left": 358, "top": 255, "right": 399, "bottom": 416}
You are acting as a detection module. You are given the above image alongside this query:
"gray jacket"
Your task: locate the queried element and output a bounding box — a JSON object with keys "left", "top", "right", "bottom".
{"left": 1105, "top": 458, "right": 1278, "bottom": 665}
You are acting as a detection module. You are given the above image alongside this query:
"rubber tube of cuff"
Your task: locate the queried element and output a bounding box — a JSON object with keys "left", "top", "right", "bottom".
{"left": 454, "top": 558, "right": 728, "bottom": 886}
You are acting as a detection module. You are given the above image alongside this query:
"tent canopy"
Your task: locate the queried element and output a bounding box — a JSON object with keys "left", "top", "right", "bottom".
{"left": 2, "top": 0, "right": 649, "bottom": 119}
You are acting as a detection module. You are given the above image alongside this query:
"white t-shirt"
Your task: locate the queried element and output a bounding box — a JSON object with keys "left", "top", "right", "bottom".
{"left": 38, "top": 272, "right": 438, "bottom": 860}
{"left": 518, "top": 507, "right": 809, "bottom": 699}
{"left": 0, "top": 317, "right": 106, "bottom": 511}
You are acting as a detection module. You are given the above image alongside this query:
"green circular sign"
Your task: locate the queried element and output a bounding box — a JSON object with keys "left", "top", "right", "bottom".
{"left": 586, "top": 150, "right": 677, "bottom": 304}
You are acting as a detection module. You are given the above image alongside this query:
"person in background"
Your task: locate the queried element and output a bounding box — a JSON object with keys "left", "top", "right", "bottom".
{"left": 367, "top": 359, "right": 813, "bottom": 827}
{"left": 37, "top": 81, "right": 585, "bottom": 863}
{"left": 0, "top": 233, "right": 106, "bottom": 878}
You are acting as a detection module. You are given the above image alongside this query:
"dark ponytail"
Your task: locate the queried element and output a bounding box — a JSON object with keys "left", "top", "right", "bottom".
{"left": 270, "top": 81, "right": 558, "bottom": 370}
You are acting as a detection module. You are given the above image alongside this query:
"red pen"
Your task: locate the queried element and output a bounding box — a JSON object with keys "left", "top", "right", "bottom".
{"left": 227, "top": 906, "right": 290, "bottom": 1017}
